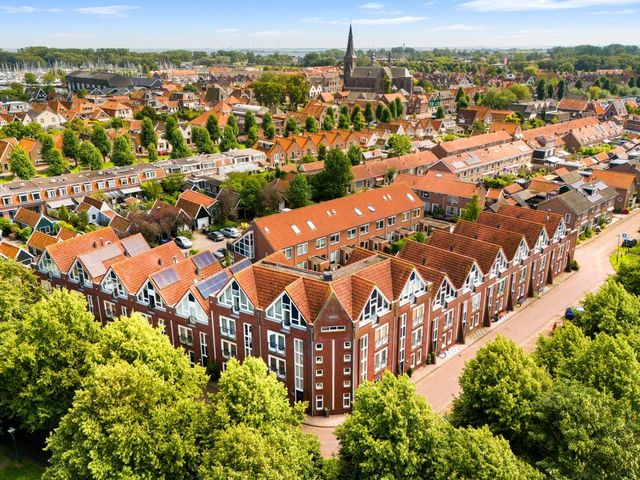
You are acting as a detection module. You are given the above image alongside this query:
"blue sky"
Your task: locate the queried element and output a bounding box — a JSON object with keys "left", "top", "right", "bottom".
{"left": 2, "top": 0, "right": 640, "bottom": 50}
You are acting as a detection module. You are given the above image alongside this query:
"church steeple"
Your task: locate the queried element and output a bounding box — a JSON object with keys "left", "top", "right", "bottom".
{"left": 344, "top": 23, "right": 357, "bottom": 81}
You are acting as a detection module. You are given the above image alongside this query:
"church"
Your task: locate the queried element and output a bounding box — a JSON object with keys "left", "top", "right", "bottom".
{"left": 343, "top": 25, "right": 413, "bottom": 95}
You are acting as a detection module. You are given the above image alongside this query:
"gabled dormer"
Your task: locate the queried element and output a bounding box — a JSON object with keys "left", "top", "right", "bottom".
{"left": 514, "top": 239, "right": 530, "bottom": 264}
{"left": 68, "top": 258, "right": 92, "bottom": 287}
{"left": 266, "top": 292, "right": 307, "bottom": 330}
{"left": 490, "top": 250, "right": 509, "bottom": 277}
{"left": 359, "top": 287, "right": 391, "bottom": 326}
{"left": 136, "top": 280, "right": 165, "bottom": 311}
{"left": 217, "top": 279, "right": 254, "bottom": 314}
{"left": 433, "top": 277, "right": 456, "bottom": 310}
{"left": 399, "top": 269, "right": 428, "bottom": 304}
{"left": 535, "top": 228, "right": 550, "bottom": 253}
{"left": 38, "top": 250, "right": 60, "bottom": 277}
{"left": 176, "top": 291, "right": 207, "bottom": 324}
{"left": 463, "top": 263, "right": 484, "bottom": 292}
{"left": 554, "top": 219, "right": 566, "bottom": 242}
{"left": 100, "top": 268, "right": 127, "bottom": 299}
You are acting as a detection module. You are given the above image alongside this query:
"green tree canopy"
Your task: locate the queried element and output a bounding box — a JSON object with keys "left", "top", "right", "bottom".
{"left": 206, "top": 114, "right": 221, "bottom": 143}
{"left": 534, "top": 322, "right": 590, "bottom": 377}
{"left": 62, "top": 128, "right": 79, "bottom": 160}
{"left": 192, "top": 126, "right": 217, "bottom": 154}
{"left": 140, "top": 117, "right": 157, "bottom": 149}
{"left": 220, "top": 124, "right": 239, "bottom": 152}
{"left": 90, "top": 123, "right": 111, "bottom": 158}
{"left": 284, "top": 117, "right": 299, "bottom": 137}
{"left": 244, "top": 111, "right": 256, "bottom": 133}
{"left": 0, "top": 290, "right": 101, "bottom": 432}
{"left": 0, "top": 259, "right": 43, "bottom": 322}
{"left": 364, "top": 102, "right": 374, "bottom": 123}
{"left": 305, "top": 115, "right": 318, "bottom": 133}
{"left": 77, "top": 141, "right": 104, "bottom": 170}
{"left": 111, "top": 135, "right": 136, "bottom": 166}
{"left": 9, "top": 145, "right": 36, "bottom": 179}
{"left": 311, "top": 148, "right": 353, "bottom": 201}
{"left": 286, "top": 174, "right": 312, "bottom": 209}
{"left": 460, "top": 194, "right": 482, "bottom": 221}
{"left": 165, "top": 116, "right": 192, "bottom": 159}
{"left": 44, "top": 148, "right": 69, "bottom": 176}
{"left": 386, "top": 134, "right": 412, "bottom": 157}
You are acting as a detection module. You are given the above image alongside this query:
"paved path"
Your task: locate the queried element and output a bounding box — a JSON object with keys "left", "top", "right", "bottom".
{"left": 303, "top": 212, "right": 640, "bottom": 458}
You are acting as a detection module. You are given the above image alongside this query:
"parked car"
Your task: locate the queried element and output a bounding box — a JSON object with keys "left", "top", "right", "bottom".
{"left": 213, "top": 250, "right": 225, "bottom": 260}
{"left": 220, "top": 227, "right": 240, "bottom": 238}
{"left": 217, "top": 247, "right": 228, "bottom": 258}
{"left": 564, "top": 306, "right": 585, "bottom": 320}
{"left": 175, "top": 236, "right": 193, "bottom": 249}
{"left": 207, "top": 230, "right": 224, "bottom": 242}
{"left": 622, "top": 238, "right": 637, "bottom": 248}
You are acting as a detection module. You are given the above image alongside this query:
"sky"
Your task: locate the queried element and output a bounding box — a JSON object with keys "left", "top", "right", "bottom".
{"left": 1, "top": 0, "right": 640, "bottom": 50}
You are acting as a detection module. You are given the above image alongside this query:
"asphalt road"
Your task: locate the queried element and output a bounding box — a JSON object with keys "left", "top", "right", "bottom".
{"left": 304, "top": 212, "right": 640, "bottom": 458}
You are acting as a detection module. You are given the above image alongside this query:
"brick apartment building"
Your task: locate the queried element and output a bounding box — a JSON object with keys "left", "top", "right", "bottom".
{"left": 232, "top": 183, "right": 425, "bottom": 269}
{"left": 28, "top": 205, "right": 575, "bottom": 416}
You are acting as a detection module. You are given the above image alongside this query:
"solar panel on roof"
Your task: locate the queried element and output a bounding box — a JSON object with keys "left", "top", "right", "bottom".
{"left": 121, "top": 235, "right": 150, "bottom": 257}
{"left": 192, "top": 250, "right": 216, "bottom": 270}
{"left": 230, "top": 257, "right": 252, "bottom": 274}
{"left": 197, "top": 270, "right": 230, "bottom": 298}
{"left": 153, "top": 267, "right": 179, "bottom": 289}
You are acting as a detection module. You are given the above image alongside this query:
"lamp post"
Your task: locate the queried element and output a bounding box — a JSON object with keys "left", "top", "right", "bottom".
{"left": 7, "top": 426, "right": 19, "bottom": 461}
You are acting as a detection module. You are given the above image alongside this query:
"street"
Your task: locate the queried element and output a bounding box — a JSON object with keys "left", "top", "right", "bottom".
{"left": 304, "top": 211, "right": 640, "bottom": 458}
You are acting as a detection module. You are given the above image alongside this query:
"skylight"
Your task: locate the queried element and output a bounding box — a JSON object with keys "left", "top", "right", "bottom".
{"left": 367, "top": 204, "right": 376, "bottom": 212}
{"left": 306, "top": 220, "right": 316, "bottom": 230}
{"left": 406, "top": 193, "right": 415, "bottom": 201}
{"left": 291, "top": 224, "right": 301, "bottom": 234}
{"left": 354, "top": 208, "right": 363, "bottom": 216}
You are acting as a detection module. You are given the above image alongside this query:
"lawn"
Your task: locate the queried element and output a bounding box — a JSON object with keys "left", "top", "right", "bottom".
{"left": 0, "top": 447, "right": 44, "bottom": 480}
{"left": 610, "top": 244, "right": 640, "bottom": 270}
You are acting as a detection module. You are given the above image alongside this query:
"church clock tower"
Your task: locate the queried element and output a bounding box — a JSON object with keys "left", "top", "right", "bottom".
{"left": 344, "top": 24, "right": 357, "bottom": 83}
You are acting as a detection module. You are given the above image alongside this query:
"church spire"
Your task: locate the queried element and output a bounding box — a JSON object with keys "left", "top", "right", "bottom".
{"left": 344, "top": 22, "right": 357, "bottom": 80}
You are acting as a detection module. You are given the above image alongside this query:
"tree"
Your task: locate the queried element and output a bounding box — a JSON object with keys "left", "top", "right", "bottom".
{"left": 347, "top": 144, "right": 362, "bottom": 166}
{"left": 147, "top": 142, "right": 158, "bottom": 162}
{"left": 322, "top": 110, "right": 335, "bottom": 131}
{"left": 206, "top": 114, "right": 221, "bottom": 143}
{"left": 140, "top": 117, "right": 157, "bottom": 150}
{"left": 536, "top": 79, "right": 547, "bottom": 99}
{"left": 45, "top": 360, "right": 206, "bottom": 479}
{"left": 534, "top": 322, "right": 590, "bottom": 377}
{"left": 389, "top": 100, "right": 397, "bottom": 120}
{"left": 546, "top": 82, "right": 554, "bottom": 99}
{"left": 386, "top": 134, "right": 412, "bottom": 157}
{"left": 109, "top": 117, "right": 124, "bottom": 129}
{"left": 460, "top": 195, "right": 482, "bottom": 221}
{"left": 557, "top": 79, "right": 566, "bottom": 99}
{"left": 0, "top": 260, "right": 43, "bottom": 323}
{"left": 450, "top": 336, "right": 551, "bottom": 452}
{"left": 9, "top": 146, "right": 36, "bottom": 179}
{"left": 364, "top": 102, "right": 374, "bottom": 123}
{"left": 192, "top": 126, "right": 217, "bottom": 154}
{"left": 337, "top": 113, "right": 350, "bottom": 129}
{"left": 140, "top": 179, "right": 163, "bottom": 200}
{"left": 244, "top": 111, "right": 256, "bottom": 133}
{"left": 111, "top": 135, "right": 136, "bottom": 166}
{"left": 284, "top": 118, "right": 299, "bottom": 137}
{"left": 257, "top": 184, "right": 281, "bottom": 216}
{"left": 311, "top": 148, "right": 353, "bottom": 201}
{"left": 40, "top": 133, "right": 55, "bottom": 158}
{"left": 165, "top": 116, "right": 191, "bottom": 159}
{"left": 261, "top": 112, "right": 273, "bottom": 137}
{"left": 335, "top": 373, "right": 441, "bottom": 479}
{"left": 286, "top": 174, "right": 312, "bottom": 208}
{"left": 574, "top": 278, "right": 640, "bottom": 337}
{"left": 352, "top": 111, "right": 366, "bottom": 131}
{"left": 160, "top": 172, "right": 185, "bottom": 195}
{"left": 527, "top": 380, "right": 640, "bottom": 480}
{"left": 0, "top": 290, "right": 101, "bottom": 432}
{"left": 435, "top": 105, "right": 445, "bottom": 119}
{"left": 90, "top": 123, "right": 111, "bottom": 158}
{"left": 227, "top": 114, "right": 239, "bottom": 137}
{"left": 220, "top": 124, "right": 239, "bottom": 152}
{"left": 505, "top": 112, "right": 521, "bottom": 124}
{"left": 246, "top": 126, "right": 258, "bottom": 146}
{"left": 215, "top": 188, "right": 238, "bottom": 224}
{"left": 62, "top": 128, "right": 79, "bottom": 160}
{"left": 305, "top": 115, "right": 318, "bottom": 133}
{"left": 507, "top": 83, "right": 532, "bottom": 100}
{"left": 380, "top": 106, "right": 392, "bottom": 123}
{"left": 615, "top": 258, "right": 640, "bottom": 296}
{"left": 318, "top": 144, "right": 328, "bottom": 161}
{"left": 394, "top": 97, "right": 404, "bottom": 117}
{"left": 135, "top": 105, "right": 159, "bottom": 122}
{"left": 472, "top": 120, "right": 488, "bottom": 132}
{"left": 264, "top": 123, "right": 276, "bottom": 140}
{"left": 45, "top": 148, "right": 69, "bottom": 176}
{"left": 481, "top": 88, "right": 518, "bottom": 110}
{"left": 24, "top": 72, "right": 37, "bottom": 85}
{"left": 77, "top": 142, "right": 104, "bottom": 170}
{"left": 375, "top": 103, "right": 385, "bottom": 121}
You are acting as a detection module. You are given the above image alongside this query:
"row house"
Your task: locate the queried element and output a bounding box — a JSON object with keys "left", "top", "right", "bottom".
{"left": 431, "top": 131, "right": 513, "bottom": 159}
{"left": 232, "top": 183, "right": 424, "bottom": 269}
{"left": 395, "top": 171, "right": 486, "bottom": 218}
{"left": 351, "top": 151, "right": 438, "bottom": 191}
{"left": 430, "top": 140, "right": 534, "bottom": 183}
{"left": 406, "top": 93, "right": 441, "bottom": 117}
{"left": 35, "top": 227, "right": 226, "bottom": 368}
{"left": 588, "top": 169, "right": 638, "bottom": 210}
{"left": 562, "top": 120, "right": 624, "bottom": 152}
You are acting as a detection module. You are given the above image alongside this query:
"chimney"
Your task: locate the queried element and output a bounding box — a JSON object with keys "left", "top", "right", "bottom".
{"left": 173, "top": 255, "right": 178, "bottom": 264}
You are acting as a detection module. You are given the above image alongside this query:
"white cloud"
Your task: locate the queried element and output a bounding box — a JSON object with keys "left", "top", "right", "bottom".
{"left": 459, "top": 0, "right": 640, "bottom": 11}
{"left": 213, "top": 28, "right": 238, "bottom": 33}
{"left": 586, "top": 8, "right": 636, "bottom": 14}
{"left": 75, "top": 5, "right": 139, "bottom": 17}
{"left": 304, "top": 16, "right": 427, "bottom": 26}
{"left": 249, "top": 30, "right": 301, "bottom": 37}
{"left": 433, "top": 23, "right": 484, "bottom": 30}
{"left": 360, "top": 2, "right": 385, "bottom": 8}
{"left": 0, "top": 5, "right": 60, "bottom": 13}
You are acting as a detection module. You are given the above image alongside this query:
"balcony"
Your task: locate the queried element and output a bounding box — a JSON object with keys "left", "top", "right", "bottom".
{"left": 179, "top": 335, "right": 193, "bottom": 346}
{"left": 374, "top": 336, "right": 388, "bottom": 349}
{"left": 412, "top": 316, "right": 424, "bottom": 328}
{"left": 268, "top": 342, "right": 285, "bottom": 355}
{"left": 220, "top": 328, "right": 236, "bottom": 339}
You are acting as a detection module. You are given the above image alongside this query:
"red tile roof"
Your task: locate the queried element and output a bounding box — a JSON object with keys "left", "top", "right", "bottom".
{"left": 45, "top": 227, "right": 120, "bottom": 274}
{"left": 396, "top": 171, "right": 481, "bottom": 198}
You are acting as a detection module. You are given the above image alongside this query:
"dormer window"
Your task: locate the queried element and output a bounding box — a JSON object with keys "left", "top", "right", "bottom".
{"left": 218, "top": 280, "right": 253, "bottom": 313}
{"left": 434, "top": 280, "right": 456, "bottom": 309}
{"left": 359, "top": 288, "right": 390, "bottom": 325}
{"left": 266, "top": 293, "right": 306, "bottom": 329}
{"left": 69, "top": 261, "right": 91, "bottom": 287}
{"left": 102, "top": 270, "right": 126, "bottom": 298}
{"left": 400, "top": 270, "right": 427, "bottom": 303}
{"left": 137, "top": 281, "right": 164, "bottom": 310}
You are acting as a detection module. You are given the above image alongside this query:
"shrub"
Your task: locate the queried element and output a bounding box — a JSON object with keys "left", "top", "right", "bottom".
{"left": 206, "top": 361, "right": 221, "bottom": 382}
{"left": 177, "top": 228, "right": 193, "bottom": 240}
{"left": 571, "top": 259, "right": 580, "bottom": 271}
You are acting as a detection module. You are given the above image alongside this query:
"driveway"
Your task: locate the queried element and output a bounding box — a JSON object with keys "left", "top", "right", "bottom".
{"left": 189, "top": 231, "right": 233, "bottom": 255}
{"left": 303, "top": 211, "right": 640, "bottom": 458}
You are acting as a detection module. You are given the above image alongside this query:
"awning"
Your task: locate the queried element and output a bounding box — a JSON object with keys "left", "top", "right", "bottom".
{"left": 119, "top": 186, "right": 142, "bottom": 195}
{"left": 47, "top": 198, "right": 76, "bottom": 209}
